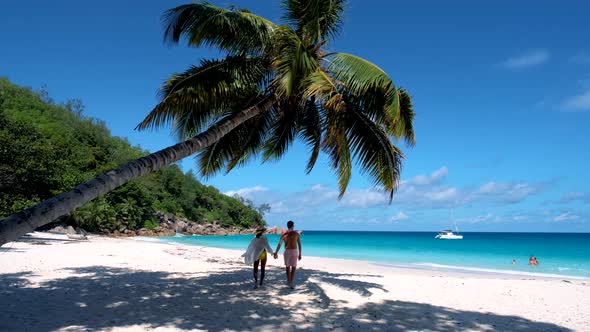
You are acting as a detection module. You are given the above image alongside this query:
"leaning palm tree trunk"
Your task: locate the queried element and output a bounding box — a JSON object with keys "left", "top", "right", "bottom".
{"left": 0, "top": 103, "right": 267, "bottom": 246}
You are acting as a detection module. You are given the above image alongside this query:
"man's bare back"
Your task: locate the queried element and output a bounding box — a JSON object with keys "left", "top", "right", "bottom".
{"left": 274, "top": 220, "right": 302, "bottom": 289}
{"left": 282, "top": 231, "right": 299, "bottom": 249}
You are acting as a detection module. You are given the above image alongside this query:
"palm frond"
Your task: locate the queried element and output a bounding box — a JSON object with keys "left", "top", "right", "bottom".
{"left": 322, "top": 109, "right": 351, "bottom": 198}
{"left": 272, "top": 27, "right": 320, "bottom": 96}
{"left": 196, "top": 96, "right": 275, "bottom": 177}
{"left": 282, "top": 0, "right": 345, "bottom": 43}
{"left": 344, "top": 101, "right": 404, "bottom": 201}
{"left": 326, "top": 52, "right": 417, "bottom": 145}
{"left": 136, "top": 56, "right": 269, "bottom": 138}
{"left": 160, "top": 56, "right": 270, "bottom": 98}
{"left": 327, "top": 52, "right": 395, "bottom": 103}
{"left": 163, "top": 2, "right": 276, "bottom": 55}
{"left": 346, "top": 87, "right": 415, "bottom": 146}
{"left": 310, "top": 73, "right": 403, "bottom": 198}
{"left": 390, "top": 88, "right": 415, "bottom": 146}
{"left": 262, "top": 99, "right": 299, "bottom": 161}
{"left": 297, "top": 100, "right": 323, "bottom": 173}
{"left": 225, "top": 103, "right": 276, "bottom": 171}
{"left": 197, "top": 104, "right": 275, "bottom": 177}
{"left": 303, "top": 69, "right": 345, "bottom": 113}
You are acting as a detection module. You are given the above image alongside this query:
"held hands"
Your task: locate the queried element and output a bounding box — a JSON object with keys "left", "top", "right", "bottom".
{"left": 273, "top": 253, "right": 278, "bottom": 259}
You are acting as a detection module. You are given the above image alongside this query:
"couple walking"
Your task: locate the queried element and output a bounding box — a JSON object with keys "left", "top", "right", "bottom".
{"left": 243, "top": 220, "right": 302, "bottom": 289}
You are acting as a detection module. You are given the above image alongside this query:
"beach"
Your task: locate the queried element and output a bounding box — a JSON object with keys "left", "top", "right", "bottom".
{"left": 1, "top": 232, "right": 589, "bottom": 331}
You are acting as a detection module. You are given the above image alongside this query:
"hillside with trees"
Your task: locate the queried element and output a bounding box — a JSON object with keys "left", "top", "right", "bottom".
{"left": 0, "top": 78, "right": 266, "bottom": 233}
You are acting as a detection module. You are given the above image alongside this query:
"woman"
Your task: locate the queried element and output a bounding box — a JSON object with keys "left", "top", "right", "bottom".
{"left": 242, "top": 227, "right": 274, "bottom": 289}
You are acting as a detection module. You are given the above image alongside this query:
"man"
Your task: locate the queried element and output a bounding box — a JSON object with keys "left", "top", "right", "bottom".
{"left": 274, "top": 220, "right": 302, "bottom": 289}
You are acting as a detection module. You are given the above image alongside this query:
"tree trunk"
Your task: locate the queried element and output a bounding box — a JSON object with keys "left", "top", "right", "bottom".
{"left": 0, "top": 102, "right": 268, "bottom": 246}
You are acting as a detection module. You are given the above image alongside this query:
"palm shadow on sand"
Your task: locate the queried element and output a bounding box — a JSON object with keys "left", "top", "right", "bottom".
{"left": 0, "top": 266, "right": 571, "bottom": 331}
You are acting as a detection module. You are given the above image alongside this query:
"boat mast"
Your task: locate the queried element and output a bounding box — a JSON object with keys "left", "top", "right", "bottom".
{"left": 451, "top": 208, "right": 459, "bottom": 233}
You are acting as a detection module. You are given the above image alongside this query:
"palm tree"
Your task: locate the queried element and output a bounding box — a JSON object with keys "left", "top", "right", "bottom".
{"left": 0, "top": 0, "right": 415, "bottom": 246}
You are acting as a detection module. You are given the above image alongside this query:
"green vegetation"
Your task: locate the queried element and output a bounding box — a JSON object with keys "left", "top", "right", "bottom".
{"left": 0, "top": 78, "right": 266, "bottom": 232}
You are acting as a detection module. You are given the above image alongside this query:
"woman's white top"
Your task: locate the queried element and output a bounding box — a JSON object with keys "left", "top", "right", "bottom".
{"left": 242, "top": 235, "right": 274, "bottom": 265}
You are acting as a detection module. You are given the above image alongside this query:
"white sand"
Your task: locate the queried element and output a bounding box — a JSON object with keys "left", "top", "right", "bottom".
{"left": 0, "top": 232, "right": 588, "bottom": 331}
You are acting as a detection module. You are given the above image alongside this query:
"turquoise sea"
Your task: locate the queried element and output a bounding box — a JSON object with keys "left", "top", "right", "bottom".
{"left": 155, "top": 231, "right": 590, "bottom": 279}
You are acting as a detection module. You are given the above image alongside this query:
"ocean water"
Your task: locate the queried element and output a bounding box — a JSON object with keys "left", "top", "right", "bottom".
{"left": 155, "top": 231, "right": 590, "bottom": 279}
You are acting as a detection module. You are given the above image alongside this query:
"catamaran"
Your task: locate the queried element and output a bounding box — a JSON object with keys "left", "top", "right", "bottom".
{"left": 436, "top": 209, "right": 464, "bottom": 239}
{"left": 435, "top": 229, "right": 463, "bottom": 239}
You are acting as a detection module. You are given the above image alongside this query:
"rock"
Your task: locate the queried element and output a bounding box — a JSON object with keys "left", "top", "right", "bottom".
{"left": 47, "top": 224, "right": 90, "bottom": 239}
{"left": 185, "top": 223, "right": 205, "bottom": 234}
{"left": 264, "top": 226, "right": 286, "bottom": 235}
{"left": 174, "top": 219, "right": 188, "bottom": 232}
{"left": 48, "top": 225, "right": 67, "bottom": 234}
{"left": 136, "top": 229, "right": 154, "bottom": 237}
{"left": 104, "top": 211, "right": 269, "bottom": 237}
{"left": 67, "top": 233, "right": 88, "bottom": 240}
{"left": 65, "top": 226, "right": 77, "bottom": 235}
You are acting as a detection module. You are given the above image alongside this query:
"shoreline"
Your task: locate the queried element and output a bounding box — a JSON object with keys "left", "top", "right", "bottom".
{"left": 1, "top": 232, "right": 589, "bottom": 331}
{"left": 138, "top": 235, "right": 590, "bottom": 281}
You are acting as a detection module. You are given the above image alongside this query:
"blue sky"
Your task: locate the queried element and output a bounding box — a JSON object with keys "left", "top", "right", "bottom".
{"left": 1, "top": 0, "right": 589, "bottom": 232}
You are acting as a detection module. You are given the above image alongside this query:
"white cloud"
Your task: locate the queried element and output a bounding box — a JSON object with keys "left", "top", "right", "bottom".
{"left": 403, "top": 166, "right": 448, "bottom": 186}
{"left": 458, "top": 211, "right": 551, "bottom": 224}
{"left": 478, "top": 182, "right": 502, "bottom": 194}
{"left": 562, "top": 89, "right": 590, "bottom": 112}
{"left": 462, "top": 213, "right": 495, "bottom": 223}
{"left": 459, "top": 212, "right": 537, "bottom": 224}
{"left": 559, "top": 191, "right": 590, "bottom": 204}
{"left": 339, "top": 166, "right": 456, "bottom": 209}
{"left": 512, "top": 215, "right": 530, "bottom": 221}
{"left": 340, "top": 216, "right": 364, "bottom": 224}
{"left": 308, "top": 184, "right": 339, "bottom": 201}
{"left": 340, "top": 189, "right": 389, "bottom": 208}
{"left": 223, "top": 168, "right": 547, "bottom": 227}
{"left": 225, "top": 183, "right": 339, "bottom": 217}
{"left": 394, "top": 185, "right": 459, "bottom": 209}
{"left": 224, "top": 185, "right": 269, "bottom": 198}
{"left": 476, "top": 182, "right": 543, "bottom": 204}
{"left": 553, "top": 212, "right": 580, "bottom": 222}
{"left": 290, "top": 184, "right": 339, "bottom": 209}
{"left": 339, "top": 172, "right": 544, "bottom": 210}
{"left": 424, "top": 188, "right": 458, "bottom": 202}
{"left": 340, "top": 216, "right": 380, "bottom": 225}
{"left": 269, "top": 201, "right": 290, "bottom": 214}
{"left": 391, "top": 212, "right": 409, "bottom": 222}
{"left": 501, "top": 50, "right": 549, "bottom": 68}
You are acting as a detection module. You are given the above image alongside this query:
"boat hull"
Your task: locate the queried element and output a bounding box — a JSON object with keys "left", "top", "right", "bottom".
{"left": 435, "top": 234, "right": 463, "bottom": 240}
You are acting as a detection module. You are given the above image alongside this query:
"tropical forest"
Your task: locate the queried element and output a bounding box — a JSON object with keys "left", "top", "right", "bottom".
{"left": 0, "top": 78, "right": 266, "bottom": 233}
